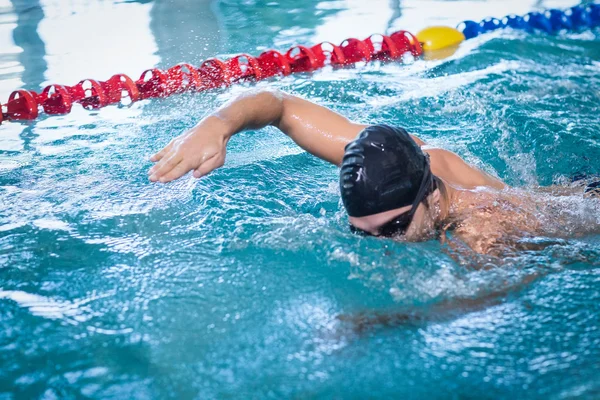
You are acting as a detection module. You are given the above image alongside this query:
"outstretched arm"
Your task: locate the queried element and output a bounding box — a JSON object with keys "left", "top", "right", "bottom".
{"left": 149, "top": 90, "right": 423, "bottom": 183}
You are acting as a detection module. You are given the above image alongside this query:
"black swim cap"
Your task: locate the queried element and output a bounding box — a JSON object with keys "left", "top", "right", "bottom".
{"left": 340, "top": 124, "right": 433, "bottom": 217}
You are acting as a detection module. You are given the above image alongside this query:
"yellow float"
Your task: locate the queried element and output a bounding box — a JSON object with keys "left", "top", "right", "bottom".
{"left": 416, "top": 26, "right": 466, "bottom": 51}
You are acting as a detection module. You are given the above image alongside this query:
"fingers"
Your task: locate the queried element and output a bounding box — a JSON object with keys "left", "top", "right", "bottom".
{"left": 150, "top": 140, "right": 175, "bottom": 162}
{"left": 156, "top": 161, "right": 193, "bottom": 183}
{"left": 148, "top": 153, "right": 171, "bottom": 177}
{"left": 149, "top": 154, "right": 222, "bottom": 183}
{"left": 149, "top": 154, "right": 182, "bottom": 182}
{"left": 193, "top": 155, "right": 224, "bottom": 179}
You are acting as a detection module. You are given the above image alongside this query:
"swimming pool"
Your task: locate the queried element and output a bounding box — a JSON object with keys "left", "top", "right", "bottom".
{"left": 1, "top": 0, "right": 599, "bottom": 398}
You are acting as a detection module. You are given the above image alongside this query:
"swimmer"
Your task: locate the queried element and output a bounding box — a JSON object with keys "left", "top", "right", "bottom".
{"left": 148, "top": 89, "right": 600, "bottom": 257}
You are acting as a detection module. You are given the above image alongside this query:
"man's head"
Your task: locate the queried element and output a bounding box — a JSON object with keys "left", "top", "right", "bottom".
{"left": 339, "top": 124, "right": 440, "bottom": 239}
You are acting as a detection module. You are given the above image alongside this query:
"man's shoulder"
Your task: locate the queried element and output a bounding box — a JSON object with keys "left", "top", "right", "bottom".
{"left": 425, "top": 148, "right": 506, "bottom": 190}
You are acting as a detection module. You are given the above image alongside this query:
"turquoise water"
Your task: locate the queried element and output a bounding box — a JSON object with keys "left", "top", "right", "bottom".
{"left": 1, "top": 0, "right": 600, "bottom": 398}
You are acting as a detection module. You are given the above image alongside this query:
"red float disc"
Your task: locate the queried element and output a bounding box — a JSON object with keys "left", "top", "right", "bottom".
{"left": 286, "top": 46, "right": 318, "bottom": 73}
{"left": 198, "top": 58, "right": 230, "bottom": 89}
{"left": 226, "top": 54, "right": 263, "bottom": 82}
{"left": 136, "top": 69, "right": 168, "bottom": 99}
{"left": 76, "top": 79, "right": 108, "bottom": 110}
{"left": 256, "top": 50, "right": 291, "bottom": 78}
{"left": 166, "top": 64, "right": 201, "bottom": 93}
{"left": 310, "top": 42, "right": 345, "bottom": 66}
{"left": 364, "top": 34, "right": 401, "bottom": 61}
{"left": 6, "top": 90, "right": 39, "bottom": 120}
{"left": 339, "top": 38, "right": 372, "bottom": 64}
{"left": 103, "top": 74, "right": 140, "bottom": 105}
{"left": 40, "top": 85, "right": 73, "bottom": 115}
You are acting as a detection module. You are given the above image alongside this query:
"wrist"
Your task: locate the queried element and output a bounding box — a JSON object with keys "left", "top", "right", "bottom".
{"left": 197, "top": 114, "right": 234, "bottom": 141}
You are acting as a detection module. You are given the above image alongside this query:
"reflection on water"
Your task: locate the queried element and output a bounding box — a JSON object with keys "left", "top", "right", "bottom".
{"left": 0, "top": 0, "right": 599, "bottom": 398}
{"left": 7, "top": 0, "right": 46, "bottom": 90}
{"left": 36, "top": 0, "right": 159, "bottom": 84}
{"left": 1, "top": 0, "right": 584, "bottom": 99}
{"left": 149, "top": 0, "right": 221, "bottom": 68}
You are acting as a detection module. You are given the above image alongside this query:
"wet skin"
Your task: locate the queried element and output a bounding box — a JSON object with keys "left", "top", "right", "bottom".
{"left": 148, "top": 89, "right": 599, "bottom": 256}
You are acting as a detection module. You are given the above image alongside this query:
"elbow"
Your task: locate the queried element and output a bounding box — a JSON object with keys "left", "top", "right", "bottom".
{"left": 256, "top": 89, "right": 286, "bottom": 127}
{"left": 263, "top": 89, "right": 287, "bottom": 118}
{"left": 246, "top": 88, "right": 285, "bottom": 104}
{"left": 263, "top": 88, "right": 285, "bottom": 100}
{"left": 230, "top": 87, "right": 284, "bottom": 104}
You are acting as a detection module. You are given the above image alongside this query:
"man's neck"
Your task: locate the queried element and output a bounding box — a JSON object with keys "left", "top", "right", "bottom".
{"left": 436, "top": 181, "right": 454, "bottom": 223}
{"left": 440, "top": 182, "right": 502, "bottom": 221}
{"left": 437, "top": 181, "right": 477, "bottom": 223}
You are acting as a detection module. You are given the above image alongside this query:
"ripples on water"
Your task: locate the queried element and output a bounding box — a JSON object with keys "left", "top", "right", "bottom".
{"left": 1, "top": 1, "right": 600, "bottom": 398}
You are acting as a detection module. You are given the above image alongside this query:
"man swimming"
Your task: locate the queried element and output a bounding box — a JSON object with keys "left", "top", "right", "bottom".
{"left": 148, "top": 89, "right": 599, "bottom": 257}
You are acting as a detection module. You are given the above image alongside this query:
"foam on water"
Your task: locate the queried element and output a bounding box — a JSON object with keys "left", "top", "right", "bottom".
{"left": 1, "top": 0, "right": 599, "bottom": 398}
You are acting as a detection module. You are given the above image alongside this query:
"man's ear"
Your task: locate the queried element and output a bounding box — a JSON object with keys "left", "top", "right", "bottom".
{"left": 430, "top": 188, "right": 441, "bottom": 206}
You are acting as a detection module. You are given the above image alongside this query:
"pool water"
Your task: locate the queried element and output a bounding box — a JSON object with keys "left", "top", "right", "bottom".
{"left": 1, "top": 0, "right": 600, "bottom": 398}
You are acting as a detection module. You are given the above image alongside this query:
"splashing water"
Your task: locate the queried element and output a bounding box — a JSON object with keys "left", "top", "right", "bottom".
{"left": 1, "top": 1, "right": 599, "bottom": 398}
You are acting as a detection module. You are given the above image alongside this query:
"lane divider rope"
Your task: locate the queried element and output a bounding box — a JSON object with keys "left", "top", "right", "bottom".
{"left": 458, "top": 3, "right": 599, "bottom": 40}
{"left": 0, "top": 32, "right": 422, "bottom": 123}
{"left": 0, "top": 3, "right": 598, "bottom": 124}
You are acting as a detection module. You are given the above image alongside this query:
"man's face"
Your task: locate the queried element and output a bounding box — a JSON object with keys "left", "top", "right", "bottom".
{"left": 348, "top": 190, "right": 440, "bottom": 241}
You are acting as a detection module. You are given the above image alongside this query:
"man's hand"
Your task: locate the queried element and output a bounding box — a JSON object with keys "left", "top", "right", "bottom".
{"left": 147, "top": 89, "right": 367, "bottom": 184}
{"left": 148, "top": 116, "right": 229, "bottom": 183}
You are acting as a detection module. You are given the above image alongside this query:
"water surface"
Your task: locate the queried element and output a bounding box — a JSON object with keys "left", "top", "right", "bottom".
{"left": 1, "top": 0, "right": 599, "bottom": 398}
